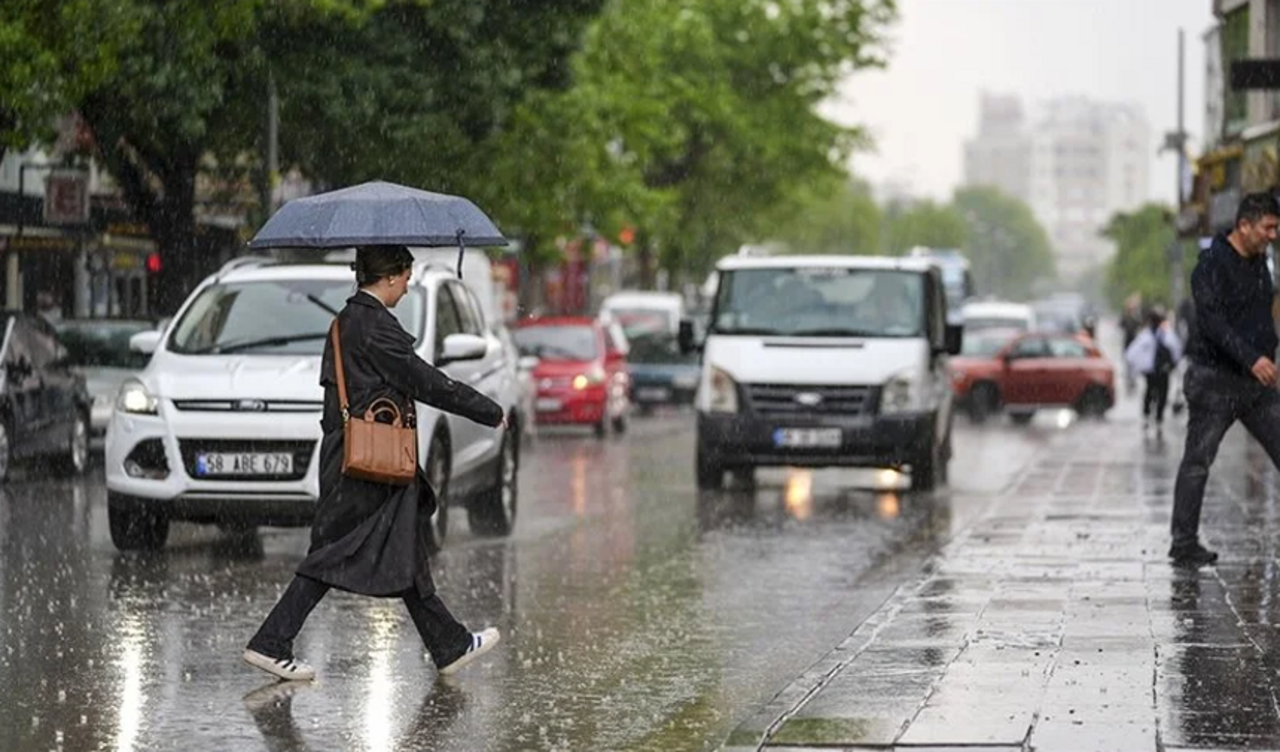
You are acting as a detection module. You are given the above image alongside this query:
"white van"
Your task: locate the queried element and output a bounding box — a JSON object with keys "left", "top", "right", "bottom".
{"left": 679, "top": 255, "right": 962, "bottom": 492}
{"left": 600, "top": 290, "right": 684, "bottom": 339}
{"left": 960, "top": 300, "right": 1036, "bottom": 333}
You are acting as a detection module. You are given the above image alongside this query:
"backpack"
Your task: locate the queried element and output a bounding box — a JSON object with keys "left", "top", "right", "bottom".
{"left": 1154, "top": 335, "right": 1175, "bottom": 375}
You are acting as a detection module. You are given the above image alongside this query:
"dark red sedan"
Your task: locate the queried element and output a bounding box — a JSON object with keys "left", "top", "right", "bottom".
{"left": 950, "top": 330, "right": 1115, "bottom": 424}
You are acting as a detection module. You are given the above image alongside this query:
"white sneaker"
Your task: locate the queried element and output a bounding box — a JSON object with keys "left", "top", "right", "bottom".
{"left": 438, "top": 628, "right": 501, "bottom": 675}
{"left": 242, "top": 649, "right": 316, "bottom": 682}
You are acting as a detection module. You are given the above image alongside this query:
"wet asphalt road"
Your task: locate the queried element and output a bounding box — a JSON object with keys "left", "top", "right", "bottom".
{"left": 0, "top": 410, "right": 1058, "bottom": 751}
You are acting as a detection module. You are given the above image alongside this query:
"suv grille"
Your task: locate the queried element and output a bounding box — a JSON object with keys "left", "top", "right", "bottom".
{"left": 178, "top": 439, "right": 316, "bottom": 481}
{"left": 745, "top": 384, "right": 874, "bottom": 417}
{"left": 172, "top": 400, "right": 322, "bottom": 413}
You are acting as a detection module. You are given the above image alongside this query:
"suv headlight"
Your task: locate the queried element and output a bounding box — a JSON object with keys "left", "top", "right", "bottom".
{"left": 708, "top": 366, "right": 739, "bottom": 414}
{"left": 880, "top": 370, "right": 923, "bottom": 414}
{"left": 117, "top": 379, "right": 158, "bottom": 415}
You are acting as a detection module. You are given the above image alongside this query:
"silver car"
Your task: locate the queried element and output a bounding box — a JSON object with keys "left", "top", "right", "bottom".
{"left": 54, "top": 318, "right": 156, "bottom": 440}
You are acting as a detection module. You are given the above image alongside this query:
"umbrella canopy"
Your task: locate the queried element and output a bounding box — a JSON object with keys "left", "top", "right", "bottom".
{"left": 247, "top": 181, "right": 507, "bottom": 250}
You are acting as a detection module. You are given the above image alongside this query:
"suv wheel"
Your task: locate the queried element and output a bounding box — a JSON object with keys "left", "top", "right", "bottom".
{"left": 468, "top": 427, "right": 518, "bottom": 536}
{"left": 1076, "top": 386, "right": 1110, "bottom": 418}
{"left": 56, "top": 412, "right": 89, "bottom": 477}
{"left": 108, "top": 495, "right": 170, "bottom": 551}
{"left": 426, "top": 433, "right": 450, "bottom": 553}
{"left": 0, "top": 420, "right": 11, "bottom": 483}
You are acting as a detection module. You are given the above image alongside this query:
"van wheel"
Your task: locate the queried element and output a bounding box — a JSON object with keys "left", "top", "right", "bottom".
{"left": 696, "top": 450, "right": 725, "bottom": 491}
{"left": 468, "top": 429, "right": 518, "bottom": 537}
{"left": 968, "top": 383, "right": 999, "bottom": 423}
{"left": 910, "top": 441, "right": 943, "bottom": 492}
{"left": 426, "top": 433, "right": 450, "bottom": 553}
{"left": 108, "top": 495, "right": 170, "bottom": 551}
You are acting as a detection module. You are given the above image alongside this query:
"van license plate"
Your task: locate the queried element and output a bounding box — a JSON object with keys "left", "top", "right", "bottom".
{"left": 196, "top": 453, "right": 293, "bottom": 476}
{"left": 773, "top": 428, "right": 842, "bottom": 448}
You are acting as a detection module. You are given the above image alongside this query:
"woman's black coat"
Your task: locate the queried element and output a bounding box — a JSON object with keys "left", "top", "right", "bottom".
{"left": 295, "top": 292, "right": 504, "bottom": 598}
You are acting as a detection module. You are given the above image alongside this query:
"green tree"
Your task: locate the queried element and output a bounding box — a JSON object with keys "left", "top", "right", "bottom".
{"left": 764, "top": 176, "right": 882, "bottom": 255}
{"left": 0, "top": 0, "right": 138, "bottom": 161}
{"left": 883, "top": 200, "right": 966, "bottom": 254}
{"left": 953, "top": 186, "right": 1055, "bottom": 300}
{"left": 1103, "top": 203, "right": 1176, "bottom": 309}
{"left": 73, "top": 0, "right": 605, "bottom": 312}
{"left": 487, "top": 0, "right": 897, "bottom": 281}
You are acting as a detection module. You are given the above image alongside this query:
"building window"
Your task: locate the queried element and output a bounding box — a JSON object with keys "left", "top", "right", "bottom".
{"left": 1224, "top": 5, "right": 1249, "bottom": 134}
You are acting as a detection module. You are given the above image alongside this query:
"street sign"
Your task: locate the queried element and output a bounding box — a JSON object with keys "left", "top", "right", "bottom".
{"left": 1230, "top": 59, "right": 1280, "bottom": 90}
{"left": 43, "top": 172, "right": 89, "bottom": 225}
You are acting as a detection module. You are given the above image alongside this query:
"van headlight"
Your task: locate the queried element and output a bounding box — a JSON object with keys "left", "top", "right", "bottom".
{"left": 117, "top": 380, "right": 158, "bottom": 415}
{"left": 880, "top": 370, "right": 923, "bottom": 414}
{"left": 708, "top": 367, "right": 739, "bottom": 414}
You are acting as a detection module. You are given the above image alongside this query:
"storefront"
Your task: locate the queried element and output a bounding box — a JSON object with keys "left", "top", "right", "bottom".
{"left": 1199, "top": 145, "right": 1244, "bottom": 235}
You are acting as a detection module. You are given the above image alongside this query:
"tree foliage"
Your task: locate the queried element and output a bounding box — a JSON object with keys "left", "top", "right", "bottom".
{"left": 764, "top": 176, "right": 882, "bottom": 255}
{"left": 484, "top": 0, "right": 897, "bottom": 275}
{"left": 953, "top": 186, "right": 1055, "bottom": 300}
{"left": 0, "top": 0, "right": 138, "bottom": 160}
{"left": 883, "top": 200, "right": 966, "bottom": 254}
{"left": 1103, "top": 203, "right": 1177, "bottom": 309}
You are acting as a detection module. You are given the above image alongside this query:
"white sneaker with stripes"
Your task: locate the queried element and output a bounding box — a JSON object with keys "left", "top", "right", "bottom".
{"left": 242, "top": 649, "right": 316, "bottom": 681}
{"left": 438, "top": 628, "right": 501, "bottom": 675}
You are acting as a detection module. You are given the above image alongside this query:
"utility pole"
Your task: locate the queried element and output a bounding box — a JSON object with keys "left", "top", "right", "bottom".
{"left": 1162, "top": 28, "right": 1189, "bottom": 312}
{"left": 262, "top": 68, "right": 280, "bottom": 217}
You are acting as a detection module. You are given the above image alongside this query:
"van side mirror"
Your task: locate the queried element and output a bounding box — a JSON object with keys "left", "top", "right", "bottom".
{"left": 678, "top": 319, "right": 699, "bottom": 354}
{"left": 942, "top": 324, "right": 963, "bottom": 356}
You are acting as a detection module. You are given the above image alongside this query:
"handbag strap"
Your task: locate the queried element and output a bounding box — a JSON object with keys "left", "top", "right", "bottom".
{"left": 329, "top": 320, "right": 350, "bottom": 423}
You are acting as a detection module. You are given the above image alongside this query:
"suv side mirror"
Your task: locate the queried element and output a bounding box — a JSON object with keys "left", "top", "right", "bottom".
{"left": 942, "top": 324, "right": 963, "bottom": 356}
{"left": 130, "top": 330, "right": 162, "bottom": 355}
{"left": 438, "top": 333, "right": 488, "bottom": 365}
{"left": 678, "top": 319, "right": 699, "bottom": 354}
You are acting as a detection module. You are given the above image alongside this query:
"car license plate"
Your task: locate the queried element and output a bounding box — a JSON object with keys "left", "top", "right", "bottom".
{"left": 196, "top": 452, "right": 293, "bottom": 476}
{"left": 773, "top": 428, "right": 842, "bottom": 449}
{"left": 637, "top": 387, "right": 671, "bottom": 402}
{"left": 536, "top": 397, "right": 563, "bottom": 412}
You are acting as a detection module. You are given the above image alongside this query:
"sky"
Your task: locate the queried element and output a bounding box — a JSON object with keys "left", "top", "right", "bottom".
{"left": 823, "top": 0, "right": 1217, "bottom": 205}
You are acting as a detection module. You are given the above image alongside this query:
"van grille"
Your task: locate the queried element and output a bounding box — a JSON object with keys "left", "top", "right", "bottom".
{"left": 744, "top": 384, "right": 874, "bottom": 417}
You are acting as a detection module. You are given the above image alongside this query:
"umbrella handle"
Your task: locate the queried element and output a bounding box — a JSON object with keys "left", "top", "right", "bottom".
{"left": 456, "top": 230, "right": 467, "bottom": 279}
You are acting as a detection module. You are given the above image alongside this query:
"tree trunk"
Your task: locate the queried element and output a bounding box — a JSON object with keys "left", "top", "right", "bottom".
{"left": 148, "top": 160, "right": 201, "bottom": 315}
{"left": 636, "top": 232, "right": 655, "bottom": 291}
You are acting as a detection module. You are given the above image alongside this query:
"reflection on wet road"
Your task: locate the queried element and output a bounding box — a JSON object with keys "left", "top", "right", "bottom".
{"left": 1, "top": 413, "right": 1048, "bottom": 751}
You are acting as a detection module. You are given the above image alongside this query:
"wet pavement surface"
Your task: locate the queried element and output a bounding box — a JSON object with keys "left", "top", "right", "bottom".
{"left": 733, "top": 397, "right": 1280, "bottom": 752}
{"left": 0, "top": 410, "right": 1045, "bottom": 751}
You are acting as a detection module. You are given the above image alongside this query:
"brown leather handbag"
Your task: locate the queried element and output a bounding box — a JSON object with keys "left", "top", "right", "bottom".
{"left": 330, "top": 320, "right": 418, "bottom": 485}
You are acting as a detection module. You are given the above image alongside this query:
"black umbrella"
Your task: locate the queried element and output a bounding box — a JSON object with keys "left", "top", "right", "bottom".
{"left": 247, "top": 181, "right": 507, "bottom": 251}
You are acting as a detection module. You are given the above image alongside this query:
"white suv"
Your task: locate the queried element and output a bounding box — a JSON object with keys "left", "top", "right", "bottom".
{"left": 105, "top": 259, "right": 521, "bottom": 551}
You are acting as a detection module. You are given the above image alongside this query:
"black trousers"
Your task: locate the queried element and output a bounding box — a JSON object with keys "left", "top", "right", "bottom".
{"left": 1144, "top": 372, "right": 1171, "bottom": 423}
{"left": 247, "top": 575, "right": 473, "bottom": 668}
{"left": 1172, "top": 364, "right": 1280, "bottom": 549}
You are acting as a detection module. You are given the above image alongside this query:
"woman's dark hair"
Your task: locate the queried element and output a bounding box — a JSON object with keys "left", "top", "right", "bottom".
{"left": 1146, "top": 307, "right": 1166, "bottom": 330}
{"left": 353, "top": 245, "right": 414, "bottom": 287}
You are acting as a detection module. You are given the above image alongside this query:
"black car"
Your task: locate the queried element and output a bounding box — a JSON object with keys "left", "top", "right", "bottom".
{"left": 0, "top": 313, "right": 92, "bottom": 480}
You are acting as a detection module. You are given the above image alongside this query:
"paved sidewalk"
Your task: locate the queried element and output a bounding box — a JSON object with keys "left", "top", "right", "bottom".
{"left": 726, "top": 410, "right": 1280, "bottom": 751}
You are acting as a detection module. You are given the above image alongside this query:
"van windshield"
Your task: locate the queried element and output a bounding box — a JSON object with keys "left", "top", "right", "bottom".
{"left": 711, "top": 267, "right": 924, "bottom": 338}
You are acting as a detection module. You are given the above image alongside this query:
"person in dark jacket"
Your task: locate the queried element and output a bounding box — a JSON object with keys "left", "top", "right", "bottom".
{"left": 243, "top": 245, "right": 507, "bottom": 681}
{"left": 1171, "top": 193, "right": 1280, "bottom": 567}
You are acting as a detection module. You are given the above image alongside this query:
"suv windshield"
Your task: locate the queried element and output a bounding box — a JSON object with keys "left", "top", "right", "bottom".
{"left": 513, "top": 325, "right": 598, "bottom": 361}
{"left": 608, "top": 308, "right": 676, "bottom": 339}
{"left": 55, "top": 320, "right": 153, "bottom": 369}
{"left": 711, "top": 267, "right": 925, "bottom": 337}
{"left": 168, "top": 280, "right": 424, "bottom": 355}
{"left": 961, "top": 329, "right": 1018, "bottom": 357}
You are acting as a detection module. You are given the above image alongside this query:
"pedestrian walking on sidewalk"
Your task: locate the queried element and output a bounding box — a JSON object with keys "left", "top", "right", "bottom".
{"left": 243, "top": 245, "right": 507, "bottom": 682}
{"left": 1125, "top": 307, "right": 1183, "bottom": 433}
{"left": 1120, "top": 295, "right": 1144, "bottom": 395}
{"left": 1171, "top": 192, "right": 1280, "bottom": 567}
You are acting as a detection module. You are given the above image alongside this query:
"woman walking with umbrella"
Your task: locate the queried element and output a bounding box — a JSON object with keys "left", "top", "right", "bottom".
{"left": 243, "top": 245, "right": 506, "bottom": 681}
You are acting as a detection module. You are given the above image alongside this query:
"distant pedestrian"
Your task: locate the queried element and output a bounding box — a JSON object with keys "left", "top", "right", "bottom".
{"left": 243, "top": 245, "right": 507, "bottom": 682}
{"left": 1120, "top": 295, "right": 1143, "bottom": 394}
{"left": 1171, "top": 192, "right": 1280, "bottom": 567}
{"left": 1124, "top": 307, "right": 1182, "bottom": 432}
{"left": 36, "top": 290, "right": 62, "bottom": 325}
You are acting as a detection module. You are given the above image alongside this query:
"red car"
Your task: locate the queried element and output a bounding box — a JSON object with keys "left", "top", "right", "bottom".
{"left": 512, "top": 317, "right": 631, "bottom": 437}
{"left": 950, "top": 330, "right": 1115, "bottom": 424}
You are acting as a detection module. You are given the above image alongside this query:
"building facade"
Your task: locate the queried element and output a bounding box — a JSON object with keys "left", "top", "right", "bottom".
{"left": 964, "top": 95, "right": 1150, "bottom": 282}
